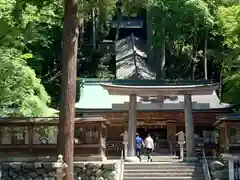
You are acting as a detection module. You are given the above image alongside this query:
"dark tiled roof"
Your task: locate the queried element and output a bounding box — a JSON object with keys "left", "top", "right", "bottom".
{"left": 116, "top": 35, "right": 155, "bottom": 80}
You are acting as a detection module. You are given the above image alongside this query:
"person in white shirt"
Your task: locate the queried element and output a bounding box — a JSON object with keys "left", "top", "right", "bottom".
{"left": 145, "top": 134, "right": 154, "bottom": 162}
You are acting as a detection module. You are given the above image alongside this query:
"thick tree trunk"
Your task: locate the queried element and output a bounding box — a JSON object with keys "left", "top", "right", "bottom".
{"left": 58, "top": 0, "right": 79, "bottom": 180}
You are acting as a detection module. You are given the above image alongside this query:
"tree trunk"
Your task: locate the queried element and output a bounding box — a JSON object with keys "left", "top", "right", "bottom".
{"left": 160, "top": 38, "right": 165, "bottom": 79}
{"left": 156, "top": 16, "right": 165, "bottom": 103}
{"left": 58, "top": 0, "right": 79, "bottom": 180}
{"left": 115, "top": 4, "right": 122, "bottom": 41}
{"left": 204, "top": 27, "right": 208, "bottom": 80}
{"left": 192, "top": 63, "right": 197, "bottom": 80}
{"left": 156, "top": 16, "right": 165, "bottom": 80}
{"left": 92, "top": 8, "right": 96, "bottom": 50}
{"left": 192, "top": 15, "right": 197, "bottom": 80}
{"left": 147, "top": 9, "right": 153, "bottom": 66}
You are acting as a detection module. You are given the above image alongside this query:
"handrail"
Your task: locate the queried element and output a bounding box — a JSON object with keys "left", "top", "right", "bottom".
{"left": 202, "top": 149, "right": 211, "bottom": 180}
{"left": 168, "top": 139, "right": 173, "bottom": 155}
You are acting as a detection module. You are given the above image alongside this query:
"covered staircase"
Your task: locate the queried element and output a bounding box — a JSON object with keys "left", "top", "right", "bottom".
{"left": 123, "top": 161, "right": 205, "bottom": 180}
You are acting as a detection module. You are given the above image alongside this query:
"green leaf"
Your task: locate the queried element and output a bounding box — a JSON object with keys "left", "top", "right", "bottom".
{"left": 21, "top": 53, "right": 33, "bottom": 59}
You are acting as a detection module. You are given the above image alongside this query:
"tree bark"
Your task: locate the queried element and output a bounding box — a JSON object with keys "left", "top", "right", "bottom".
{"left": 160, "top": 38, "right": 165, "bottom": 79}
{"left": 204, "top": 27, "right": 208, "bottom": 80}
{"left": 58, "top": 0, "right": 79, "bottom": 180}
{"left": 192, "top": 14, "right": 197, "bottom": 80}
{"left": 147, "top": 9, "right": 153, "bottom": 66}
{"left": 92, "top": 8, "right": 96, "bottom": 50}
{"left": 156, "top": 16, "right": 165, "bottom": 80}
{"left": 115, "top": 4, "right": 122, "bottom": 41}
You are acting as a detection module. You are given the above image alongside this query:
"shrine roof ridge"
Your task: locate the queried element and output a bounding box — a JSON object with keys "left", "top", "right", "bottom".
{"left": 102, "top": 79, "right": 219, "bottom": 88}
{"left": 79, "top": 78, "right": 219, "bottom": 87}
{"left": 79, "top": 78, "right": 113, "bottom": 84}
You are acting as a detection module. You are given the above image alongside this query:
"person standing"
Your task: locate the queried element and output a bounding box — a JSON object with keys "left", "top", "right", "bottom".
{"left": 136, "top": 133, "right": 144, "bottom": 162}
{"left": 145, "top": 134, "right": 154, "bottom": 162}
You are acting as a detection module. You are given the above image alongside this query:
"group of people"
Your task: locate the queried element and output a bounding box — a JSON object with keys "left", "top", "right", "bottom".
{"left": 136, "top": 133, "right": 154, "bottom": 162}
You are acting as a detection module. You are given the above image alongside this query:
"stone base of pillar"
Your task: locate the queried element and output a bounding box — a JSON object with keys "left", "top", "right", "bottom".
{"left": 125, "top": 156, "right": 140, "bottom": 162}
{"left": 101, "top": 155, "right": 107, "bottom": 162}
{"left": 184, "top": 157, "right": 198, "bottom": 162}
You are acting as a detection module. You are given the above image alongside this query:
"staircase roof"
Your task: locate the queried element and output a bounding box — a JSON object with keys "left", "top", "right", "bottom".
{"left": 116, "top": 35, "right": 156, "bottom": 80}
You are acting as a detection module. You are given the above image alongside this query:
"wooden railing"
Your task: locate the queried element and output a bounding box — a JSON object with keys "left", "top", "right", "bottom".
{"left": 0, "top": 143, "right": 101, "bottom": 157}
{"left": 106, "top": 141, "right": 123, "bottom": 155}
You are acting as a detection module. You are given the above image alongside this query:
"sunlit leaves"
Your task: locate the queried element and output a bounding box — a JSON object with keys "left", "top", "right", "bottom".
{"left": 218, "top": 5, "right": 240, "bottom": 49}
{"left": 223, "top": 71, "right": 240, "bottom": 104}
{"left": 185, "top": 0, "right": 214, "bottom": 27}
{"left": 0, "top": 48, "right": 51, "bottom": 117}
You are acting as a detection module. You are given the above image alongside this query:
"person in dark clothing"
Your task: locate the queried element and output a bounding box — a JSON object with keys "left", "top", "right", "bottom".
{"left": 136, "top": 133, "right": 144, "bottom": 162}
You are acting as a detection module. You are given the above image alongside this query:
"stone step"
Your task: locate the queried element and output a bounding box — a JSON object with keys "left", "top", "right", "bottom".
{"left": 142, "top": 155, "right": 178, "bottom": 158}
{"left": 124, "top": 164, "right": 202, "bottom": 169}
{"left": 124, "top": 162, "right": 201, "bottom": 165}
{"left": 124, "top": 169, "right": 203, "bottom": 173}
{"left": 123, "top": 177, "right": 205, "bottom": 180}
{"left": 138, "top": 159, "right": 180, "bottom": 162}
{"left": 124, "top": 172, "right": 204, "bottom": 177}
{"left": 123, "top": 162, "right": 204, "bottom": 180}
{"left": 151, "top": 156, "right": 179, "bottom": 162}
{"left": 124, "top": 167, "right": 200, "bottom": 170}
{"left": 124, "top": 163, "right": 201, "bottom": 166}
{"left": 123, "top": 162, "right": 205, "bottom": 180}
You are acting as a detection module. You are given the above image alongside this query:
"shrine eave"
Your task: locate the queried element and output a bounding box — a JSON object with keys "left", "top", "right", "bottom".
{"left": 100, "top": 80, "right": 219, "bottom": 96}
{"left": 214, "top": 113, "right": 240, "bottom": 126}
{"left": 217, "top": 113, "right": 240, "bottom": 120}
{"left": 0, "top": 116, "right": 108, "bottom": 125}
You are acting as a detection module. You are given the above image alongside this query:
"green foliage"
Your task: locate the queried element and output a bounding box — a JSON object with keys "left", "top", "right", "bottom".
{"left": 218, "top": 5, "right": 240, "bottom": 104}
{"left": 148, "top": 0, "right": 214, "bottom": 42}
{"left": 2, "top": 127, "right": 27, "bottom": 139}
{"left": 121, "top": 0, "right": 147, "bottom": 16}
{"left": 0, "top": 48, "right": 51, "bottom": 116}
{"left": 34, "top": 126, "right": 58, "bottom": 143}
{"left": 223, "top": 72, "right": 240, "bottom": 104}
{"left": 218, "top": 5, "right": 240, "bottom": 49}
{"left": 0, "top": 0, "right": 240, "bottom": 107}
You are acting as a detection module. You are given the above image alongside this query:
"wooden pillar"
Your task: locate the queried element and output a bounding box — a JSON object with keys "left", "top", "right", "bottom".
{"left": 219, "top": 122, "right": 226, "bottom": 152}
{"left": 224, "top": 122, "right": 229, "bottom": 153}
{"left": 28, "top": 125, "right": 34, "bottom": 153}
{"left": 167, "top": 121, "right": 176, "bottom": 141}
